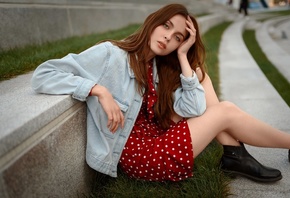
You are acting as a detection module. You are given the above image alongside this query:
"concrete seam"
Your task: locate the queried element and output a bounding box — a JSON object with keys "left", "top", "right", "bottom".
{"left": 66, "top": 8, "right": 73, "bottom": 37}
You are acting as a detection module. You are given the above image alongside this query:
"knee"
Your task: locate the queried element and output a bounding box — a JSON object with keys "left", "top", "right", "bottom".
{"left": 219, "top": 101, "right": 240, "bottom": 115}
{"left": 220, "top": 101, "right": 235, "bottom": 107}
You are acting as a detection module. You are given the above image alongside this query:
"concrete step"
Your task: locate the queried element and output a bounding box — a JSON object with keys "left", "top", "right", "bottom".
{"left": 219, "top": 14, "right": 290, "bottom": 198}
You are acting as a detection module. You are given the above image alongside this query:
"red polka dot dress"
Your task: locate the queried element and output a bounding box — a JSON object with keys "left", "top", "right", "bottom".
{"left": 119, "top": 62, "right": 194, "bottom": 182}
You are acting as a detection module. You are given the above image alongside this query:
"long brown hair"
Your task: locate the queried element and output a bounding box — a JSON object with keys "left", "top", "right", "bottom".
{"left": 106, "top": 4, "right": 206, "bottom": 128}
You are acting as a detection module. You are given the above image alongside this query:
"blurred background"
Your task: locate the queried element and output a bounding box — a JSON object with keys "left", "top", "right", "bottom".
{"left": 0, "top": 0, "right": 289, "bottom": 51}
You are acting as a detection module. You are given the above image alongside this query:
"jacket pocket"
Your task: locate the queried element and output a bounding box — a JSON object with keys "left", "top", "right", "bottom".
{"left": 100, "top": 98, "right": 129, "bottom": 139}
{"left": 115, "top": 99, "right": 129, "bottom": 113}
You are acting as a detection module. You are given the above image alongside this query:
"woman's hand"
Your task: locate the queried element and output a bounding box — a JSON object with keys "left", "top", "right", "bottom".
{"left": 177, "top": 16, "right": 197, "bottom": 77}
{"left": 177, "top": 16, "right": 196, "bottom": 57}
{"left": 90, "top": 84, "right": 124, "bottom": 133}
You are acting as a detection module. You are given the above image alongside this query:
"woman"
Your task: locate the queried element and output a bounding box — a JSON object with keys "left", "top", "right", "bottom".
{"left": 31, "top": 4, "right": 290, "bottom": 182}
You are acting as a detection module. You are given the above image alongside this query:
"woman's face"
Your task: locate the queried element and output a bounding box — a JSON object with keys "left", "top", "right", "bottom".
{"left": 149, "top": 14, "right": 188, "bottom": 57}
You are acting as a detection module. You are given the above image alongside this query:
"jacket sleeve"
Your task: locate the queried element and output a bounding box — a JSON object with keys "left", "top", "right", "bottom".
{"left": 173, "top": 72, "right": 206, "bottom": 117}
{"left": 31, "top": 43, "right": 110, "bottom": 101}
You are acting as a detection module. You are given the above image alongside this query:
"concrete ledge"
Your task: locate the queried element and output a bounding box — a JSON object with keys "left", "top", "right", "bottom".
{"left": 256, "top": 15, "right": 290, "bottom": 83}
{"left": 198, "top": 13, "right": 226, "bottom": 34}
{"left": 219, "top": 18, "right": 290, "bottom": 197}
{"left": 0, "top": 0, "right": 218, "bottom": 51}
{"left": 219, "top": 19, "right": 290, "bottom": 130}
{"left": 0, "top": 3, "right": 158, "bottom": 51}
{"left": 0, "top": 73, "right": 96, "bottom": 197}
{"left": 0, "top": 11, "right": 227, "bottom": 197}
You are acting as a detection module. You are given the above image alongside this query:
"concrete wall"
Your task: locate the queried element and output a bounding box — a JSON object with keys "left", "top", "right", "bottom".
{"left": 0, "top": 2, "right": 157, "bottom": 51}
{"left": 0, "top": 104, "right": 94, "bottom": 198}
{"left": 0, "top": 73, "right": 95, "bottom": 197}
{"left": 0, "top": 0, "right": 216, "bottom": 51}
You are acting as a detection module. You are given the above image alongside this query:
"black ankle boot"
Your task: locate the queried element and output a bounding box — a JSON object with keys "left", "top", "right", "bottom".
{"left": 220, "top": 143, "right": 282, "bottom": 182}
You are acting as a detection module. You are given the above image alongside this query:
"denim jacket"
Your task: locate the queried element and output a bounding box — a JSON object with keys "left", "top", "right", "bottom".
{"left": 31, "top": 41, "right": 206, "bottom": 177}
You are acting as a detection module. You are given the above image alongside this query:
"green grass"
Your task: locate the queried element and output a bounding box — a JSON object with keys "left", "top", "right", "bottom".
{"left": 267, "top": 9, "right": 290, "bottom": 16}
{"left": 256, "top": 9, "right": 290, "bottom": 22}
{"left": 0, "top": 24, "right": 140, "bottom": 81}
{"left": 87, "top": 141, "right": 230, "bottom": 198}
{"left": 243, "top": 30, "right": 290, "bottom": 106}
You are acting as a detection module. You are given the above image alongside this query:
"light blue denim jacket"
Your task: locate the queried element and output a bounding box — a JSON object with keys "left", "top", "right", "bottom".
{"left": 31, "top": 41, "right": 206, "bottom": 177}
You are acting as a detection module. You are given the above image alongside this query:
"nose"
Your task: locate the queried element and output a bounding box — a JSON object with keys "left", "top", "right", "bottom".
{"left": 164, "top": 33, "right": 172, "bottom": 41}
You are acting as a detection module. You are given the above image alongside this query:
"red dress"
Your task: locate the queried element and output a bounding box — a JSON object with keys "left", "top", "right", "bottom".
{"left": 119, "top": 63, "right": 194, "bottom": 182}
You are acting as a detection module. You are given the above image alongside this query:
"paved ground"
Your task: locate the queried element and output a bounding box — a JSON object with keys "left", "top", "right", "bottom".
{"left": 218, "top": 6, "right": 290, "bottom": 198}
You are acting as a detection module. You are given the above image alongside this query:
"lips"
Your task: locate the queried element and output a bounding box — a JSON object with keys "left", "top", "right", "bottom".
{"left": 157, "top": 41, "right": 166, "bottom": 49}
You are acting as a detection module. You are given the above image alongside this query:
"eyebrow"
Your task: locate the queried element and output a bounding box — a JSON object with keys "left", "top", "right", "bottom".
{"left": 167, "top": 20, "right": 186, "bottom": 39}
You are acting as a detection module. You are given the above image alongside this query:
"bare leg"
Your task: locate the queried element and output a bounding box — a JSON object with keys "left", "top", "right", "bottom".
{"left": 188, "top": 74, "right": 290, "bottom": 158}
{"left": 188, "top": 101, "right": 290, "bottom": 157}
{"left": 200, "top": 73, "right": 240, "bottom": 146}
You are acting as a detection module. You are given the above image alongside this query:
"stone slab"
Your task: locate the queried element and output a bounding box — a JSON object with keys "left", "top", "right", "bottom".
{"left": 0, "top": 101, "right": 95, "bottom": 198}
{"left": 256, "top": 16, "right": 290, "bottom": 83}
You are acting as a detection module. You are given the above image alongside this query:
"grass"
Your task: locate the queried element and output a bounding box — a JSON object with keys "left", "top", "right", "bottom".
{"left": 203, "top": 22, "right": 232, "bottom": 97}
{"left": 256, "top": 9, "right": 290, "bottom": 22}
{"left": 87, "top": 141, "right": 230, "bottom": 198}
{"left": 0, "top": 25, "right": 140, "bottom": 81}
{"left": 243, "top": 30, "right": 290, "bottom": 106}
{"left": 269, "top": 9, "right": 290, "bottom": 16}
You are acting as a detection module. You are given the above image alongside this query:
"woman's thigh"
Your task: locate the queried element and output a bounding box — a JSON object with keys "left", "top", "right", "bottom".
{"left": 187, "top": 101, "right": 234, "bottom": 157}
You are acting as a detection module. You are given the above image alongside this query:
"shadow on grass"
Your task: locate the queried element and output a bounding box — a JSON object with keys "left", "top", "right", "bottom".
{"left": 87, "top": 141, "right": 231, "bottom": 198}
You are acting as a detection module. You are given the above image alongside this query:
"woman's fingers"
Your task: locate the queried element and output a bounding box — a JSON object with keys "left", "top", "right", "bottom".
{"left": 111, "top": 112, "right": 122, "bottom": 132}
{"left": 96, "top": 85, "right": 124, "bottom": 133}
{"left": 186, "top": 16, "right": 196, "bottom": 42}
{"left": 106, "top": 105, "right": 124, "bottom": 133}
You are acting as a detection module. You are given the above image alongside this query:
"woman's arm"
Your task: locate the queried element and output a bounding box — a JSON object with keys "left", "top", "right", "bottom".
{"left": 177, "top": 15, "right": 197, "bottom": 78}
{"left": 90, "top": 84, "right": 124, "bottom": 132}
{"left": 32, "top": 42, "right": 124, "bottom": 132}
{"left": 173, "top": 73, "right": 206, "bottom": 117}
{"left": 31, "top": 43, "right": 109, "bottom": 101}
{"left": 173, "top": 16, "right": 206, "bottom": 117}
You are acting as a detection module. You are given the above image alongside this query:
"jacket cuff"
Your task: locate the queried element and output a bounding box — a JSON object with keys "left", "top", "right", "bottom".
{"left": 72, "top": 79, "right": 96, "bottom": 101}
{"left": 180, "top": 72, "right": 199, "bottom": 90}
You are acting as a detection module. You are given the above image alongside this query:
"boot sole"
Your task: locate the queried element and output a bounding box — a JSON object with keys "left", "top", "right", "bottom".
{"left": 222, "top": 170, "right": 283, "bottom": 183}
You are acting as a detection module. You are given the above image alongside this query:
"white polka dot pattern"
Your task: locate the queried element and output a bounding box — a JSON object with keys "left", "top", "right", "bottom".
{"left": 119, "top": 62, "right": 194, "bottom": 182}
